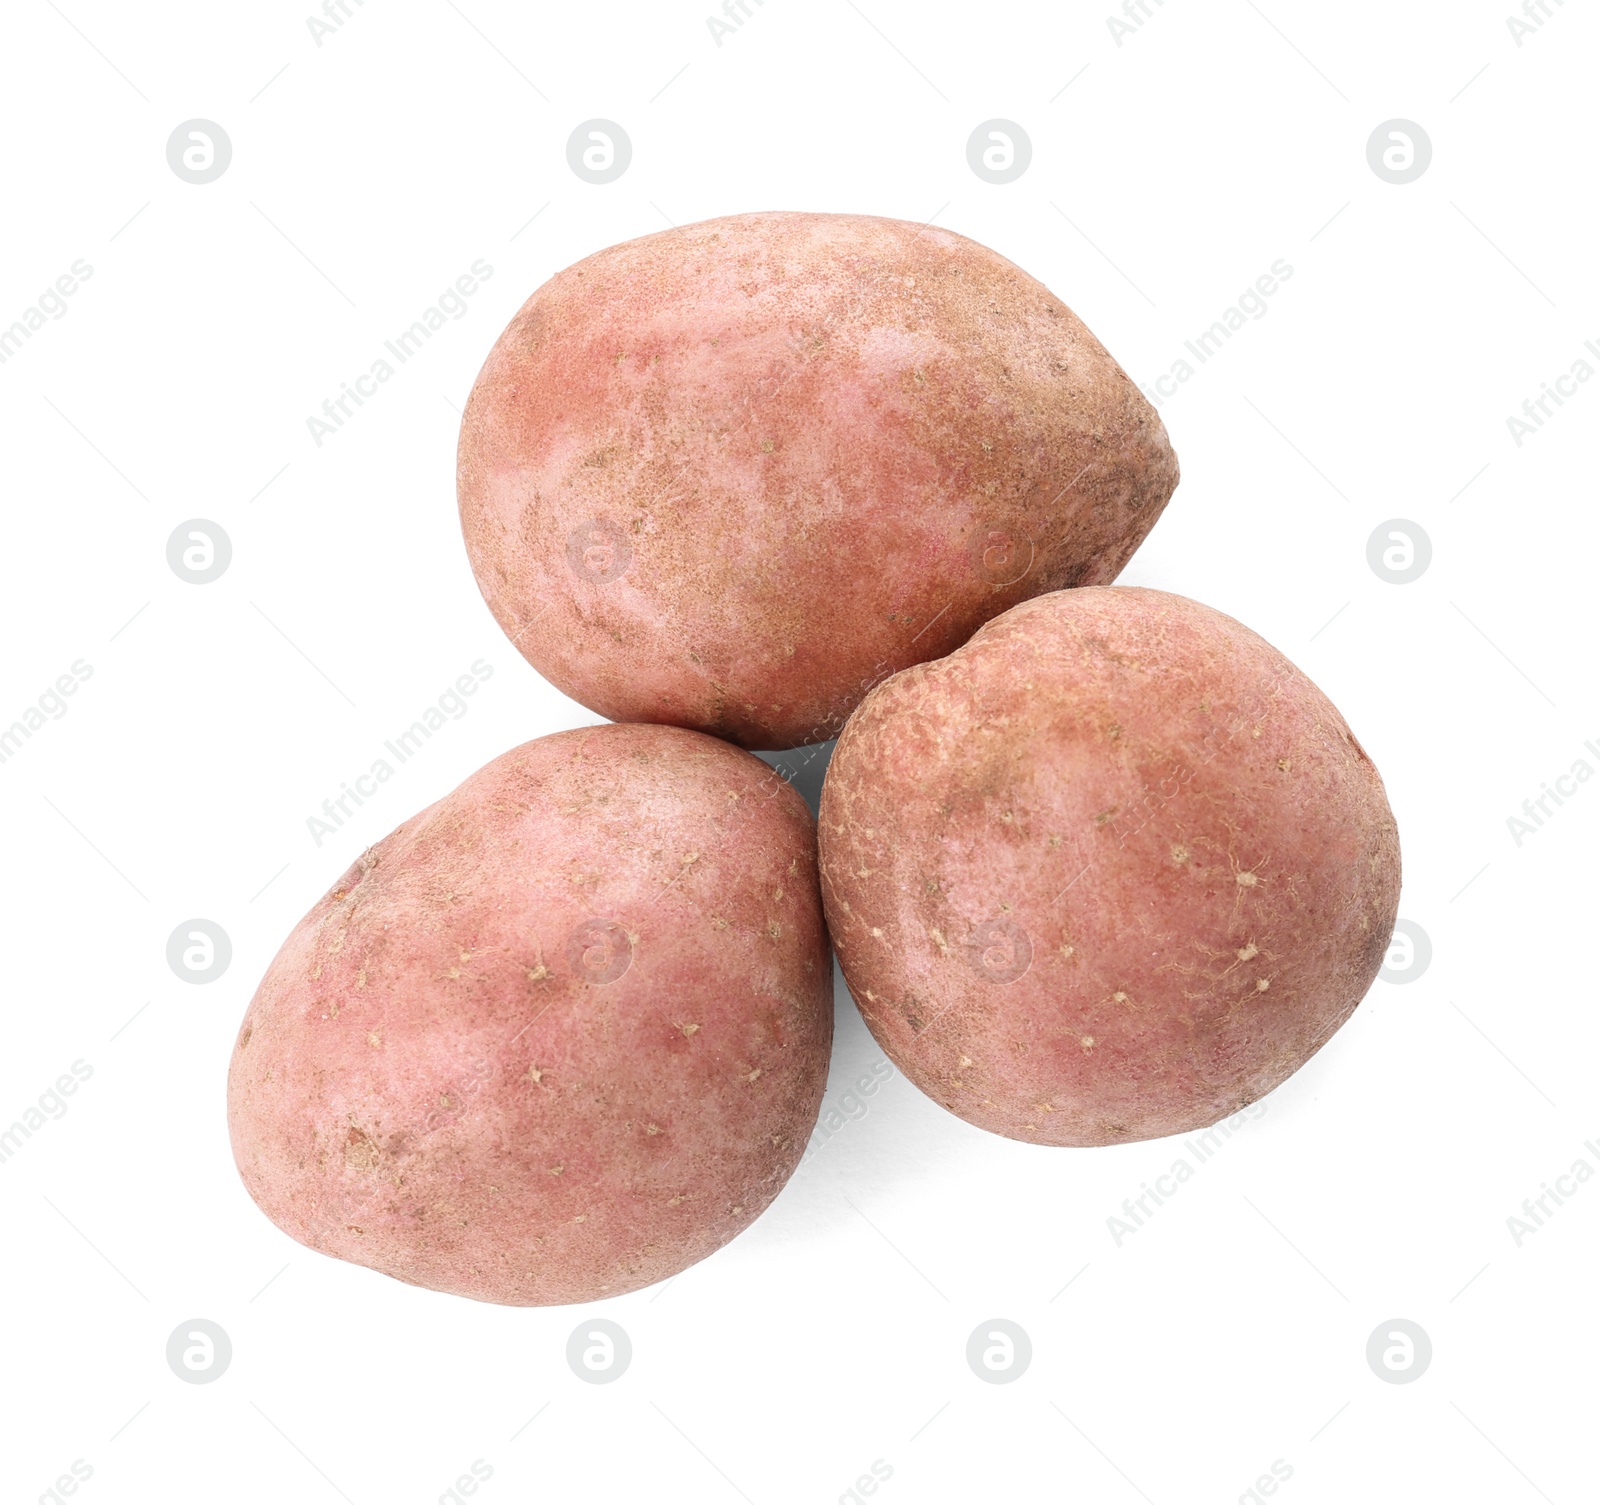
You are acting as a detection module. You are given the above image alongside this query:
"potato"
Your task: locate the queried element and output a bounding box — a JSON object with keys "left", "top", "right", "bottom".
{"left": 228, "top": 723, "right": 832, "bottom": 1305}
{"left": 458, "top": 211, "right": 1178, "bottom": 750}
{"left": 818, "top": 587, "right": 1400, "bottom": 1146}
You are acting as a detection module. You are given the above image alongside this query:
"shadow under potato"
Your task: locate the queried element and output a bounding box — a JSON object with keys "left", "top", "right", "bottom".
{"left": 754, "top": 740, "right": 835, "bottom": 818}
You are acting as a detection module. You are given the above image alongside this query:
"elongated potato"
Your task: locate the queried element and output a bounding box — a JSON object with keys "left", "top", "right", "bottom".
{"left": 458, "top": 211, "right": 1178, "bottom": 749}
{"left": 228, "top": 723, "right": 832, "bottom": 1304}
{"left": 818, "top": 587, "right": 1400, "bottom": 1146}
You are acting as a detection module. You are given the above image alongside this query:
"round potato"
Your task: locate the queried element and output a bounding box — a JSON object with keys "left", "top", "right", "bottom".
{"left": 818, "top": 587, "right": 1400, "bottom": 1146}
{"left": 228, "top": 723, "right": 832, "bottom": 1305}
{"left": 458, "top": 211, "right": 1179, "bottom": 750}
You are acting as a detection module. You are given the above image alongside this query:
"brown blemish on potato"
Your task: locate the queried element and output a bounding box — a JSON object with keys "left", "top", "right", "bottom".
{"left": 344, "top": 1128, "right": 383, "bottom": 1174}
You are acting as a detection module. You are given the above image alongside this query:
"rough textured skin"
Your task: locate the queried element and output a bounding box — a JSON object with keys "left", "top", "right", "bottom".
{"left": 818, "top": 588, "right": 1400, "bottom": 1147}
{"left": 228, "top": 724, "right": 832, "bottom": 1305}
{"left": 458, "top": 211, "right": 1179, "bottom": 750}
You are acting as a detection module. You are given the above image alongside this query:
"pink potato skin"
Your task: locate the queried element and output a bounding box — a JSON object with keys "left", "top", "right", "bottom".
{"left": 818, "top": 587, "right": 1401, "bottom": 1147}
{"left": 457, "top": 211, "right": 1179, "bottom": 750}
{"left": 227, "top": 723, "right": 832, "bottom": 1305}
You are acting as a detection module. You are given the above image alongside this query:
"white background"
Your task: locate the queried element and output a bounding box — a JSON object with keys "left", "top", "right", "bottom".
{"left": 1, "top": 1, "right": 1595, "bottom": 1501}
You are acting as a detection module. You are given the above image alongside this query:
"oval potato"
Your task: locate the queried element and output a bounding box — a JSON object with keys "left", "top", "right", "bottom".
{"left": 458, "top": 211, "right": 1179, "bottom": 749}
{"left": 818, "top": 587, "right": 1400, "bottom": 1146}
{"left": 228, "top": 723, "right": 832, "bottom": 1304}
